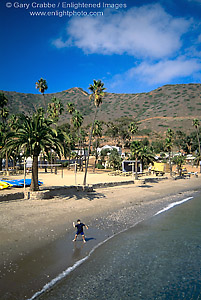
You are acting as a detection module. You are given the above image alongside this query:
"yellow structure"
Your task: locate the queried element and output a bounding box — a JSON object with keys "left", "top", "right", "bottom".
{"left": 151, "top": 162, "right": 170, "bottom": 175}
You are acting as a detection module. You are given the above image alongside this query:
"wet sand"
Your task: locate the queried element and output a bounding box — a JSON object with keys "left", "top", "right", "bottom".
{"left": 0, "top": 171, "right": 201, "bottom": 300}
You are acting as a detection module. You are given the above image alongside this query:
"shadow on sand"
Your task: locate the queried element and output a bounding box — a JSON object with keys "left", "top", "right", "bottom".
{"left": 63, "top": 190, "right": 106, "bottom": 201}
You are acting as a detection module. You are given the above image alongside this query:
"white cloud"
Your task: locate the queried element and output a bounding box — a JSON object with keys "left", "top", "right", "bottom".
{"left": 53, "top": 4, "right": 191, "bottom": 59}
{"left": 126, "top": 58, "right": 201, "bottom": 84}
{"left": 52, "top": 38, "right": 71, "bottom": 49}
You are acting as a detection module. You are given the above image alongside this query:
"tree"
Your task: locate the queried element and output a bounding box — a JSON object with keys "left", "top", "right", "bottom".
{"left": 165, "top": 128, "right": 174, "bottom": 177}
{"left": 36, "top": 78, "right": 48, "bottom": 107}
{"left": 83, "top": 80, "right": 106, "bottom": 185}
{"left": 35, "top": 78, "right": 48, "bottom": 95}
{"left": 108, "top": 148, "right": 122, "bottom": 170}
{"left": 3, "top": 109, "right": 64, "bottom": 191}
{"left": 47, "top": 97, "right": 64, "bottom": 122}
{"left": 0, "top": 94, "right": 9, "bottom": 123}
{"left": 66, "top": 102, "right": 75, "bottom": 115}
{"left": 138, "top": 145, "right": 155, "bottom": 170}
{"left": 0, "top": 93, "right": 9, "bottom": 172}
{"left": 130, "top": 140, "right": 143, "bottom": 180}
{"left": 172, "top": 155, "right": 185, "bottom": 176}
{"left": 92, "top": 120, "right": 102, "bottom": 172}
{"left": 128, "top": 121, "right": 138, "bottom": 141}
{"left": 72, "top": 110, "right": 84, "bottom": 170}
{"left": 193, "top": 119, "right": 201, "bottom": 156}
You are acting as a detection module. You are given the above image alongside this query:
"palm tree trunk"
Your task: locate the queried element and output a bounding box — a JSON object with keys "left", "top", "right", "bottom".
{"left": 135, "top": 157, "right": 138, "bottom": 180}
{"left": 169, "top": 151, "right": 172, "bottom": 177}
{"left": 93, "top": 138, "right": 98, "bottom": 173}
{"left": 0, "top": 158, "right": 2, "bottom": 171}
{"left": 6, "top": 151, "right": 9, "bottom": 175}
{"left": 196, "top": 129, "right": 201, "bottom": 156}
{"left": 30, "top": 155, "right": 39, "bottom": 191}
{"left": 83, "top": 107, "right": 98, "bottom": 185}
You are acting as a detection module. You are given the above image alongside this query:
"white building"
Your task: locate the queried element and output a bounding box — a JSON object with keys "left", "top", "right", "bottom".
{"left": 97, "top": 145, "right": 122, "bottom": 156}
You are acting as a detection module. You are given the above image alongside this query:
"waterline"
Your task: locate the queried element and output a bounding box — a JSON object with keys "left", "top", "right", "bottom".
{"left": 155, "top": 196, "right": 194, "bottom": 216}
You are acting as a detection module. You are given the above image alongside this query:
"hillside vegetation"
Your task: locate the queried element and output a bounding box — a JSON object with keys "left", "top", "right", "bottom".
{"left": 1, "top": 83, "right": 201, "bottom": 135}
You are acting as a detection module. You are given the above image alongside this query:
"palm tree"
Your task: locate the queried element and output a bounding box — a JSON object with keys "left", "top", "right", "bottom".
{"left": 165, "top": 128, "right": 174, "bottom": 177}
{"left": 72, "top": 110, "right": 84, "bottom": 169}
{"left": 36, "top": 78, "right": 48, "bottom": 107}
{"left": 92, "top": 120, "right": 102, "bottom": 172}
{"left": 3, "top": 109, "right": 64, "bottom": 191}
{"left": 47, "top": 97, "right": 64, "bottom": 122}
{"left": 193, "top": 119, "right": 201, "bottom": 156}
{"left": 128, "top": 121, "right": 138, "bottom": 141}
{"left": 72, "top": 110, "right": 83, "bottom": 131}
{"left": 0, "top": 122, "right": 4, "bottom": 171}
{"left": 66, "top": 102, "right": 75, "bottom": 115}
{"left": 138, "top": 145, "right": 155, "bottom": 170}
{"left": 35, "top": 78, "right": 48, "bottom": 95}
{"left": 108, "top": 148, "right": 122, "bottom": 170}
{"left": 173, "top": 155, "right": 185, "bottom": 176}
{"left": 0, "top": 93, "right": 9, "bottom": 173}
{"left": 0, "top": 93, "right": 9, "bottom": 121}
{"left": 83, "top": 80, "right": 106, "bottom": 185}
{"left": 130, "top": 140, "right": 143, "bottom": 180}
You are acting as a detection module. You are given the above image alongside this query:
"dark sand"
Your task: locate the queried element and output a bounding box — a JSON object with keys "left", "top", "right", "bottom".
{"left": 0, "top": 175, "right": 201, "bottom": 300}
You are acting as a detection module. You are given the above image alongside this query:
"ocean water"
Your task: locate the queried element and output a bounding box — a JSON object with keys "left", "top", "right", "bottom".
{"left": 35, "top": 195, "right": 201, "bottom": 300}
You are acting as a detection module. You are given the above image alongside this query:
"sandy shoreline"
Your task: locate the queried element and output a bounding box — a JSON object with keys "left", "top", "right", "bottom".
{"left": 0, "top": 174, "right": 201, "bottom": 300}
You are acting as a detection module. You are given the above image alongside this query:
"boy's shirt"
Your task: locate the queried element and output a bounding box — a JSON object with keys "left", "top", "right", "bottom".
{"left": 75, "top": 223, "right": 85, "bottom": 233}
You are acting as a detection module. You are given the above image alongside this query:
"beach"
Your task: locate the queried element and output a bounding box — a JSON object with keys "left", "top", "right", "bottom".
{"left": 0, "top": 170, "right": 201, "bottom": 300}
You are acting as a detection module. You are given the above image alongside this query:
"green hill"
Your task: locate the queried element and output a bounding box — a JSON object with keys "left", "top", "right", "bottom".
{"left": 1, "top": 83, "right": 201, "bottom": 135}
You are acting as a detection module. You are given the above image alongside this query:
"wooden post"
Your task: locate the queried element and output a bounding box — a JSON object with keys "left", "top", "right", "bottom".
{"left": 75, "top": 161, "right": 77, "bottom": 185}
{"left": 24, "top": 157, "right": 26, "bottom": 193}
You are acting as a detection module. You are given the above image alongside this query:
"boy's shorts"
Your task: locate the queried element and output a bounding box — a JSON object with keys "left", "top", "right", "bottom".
{"left": 76, "top": 231, "right": 84, "bottom": 236}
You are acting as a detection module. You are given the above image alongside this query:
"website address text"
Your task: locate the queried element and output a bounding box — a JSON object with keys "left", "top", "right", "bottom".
{"left": 29, "top": 10, "right": 104, "bottom": 17}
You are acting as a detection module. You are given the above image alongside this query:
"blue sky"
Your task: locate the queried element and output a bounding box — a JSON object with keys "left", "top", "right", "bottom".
{"left": 1, "top": 0, "right": 201, "bottom": 94}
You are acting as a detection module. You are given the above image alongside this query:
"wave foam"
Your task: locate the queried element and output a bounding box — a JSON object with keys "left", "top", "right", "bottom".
{"left": 155, "top": 197, "right": 194, "bottom": 216}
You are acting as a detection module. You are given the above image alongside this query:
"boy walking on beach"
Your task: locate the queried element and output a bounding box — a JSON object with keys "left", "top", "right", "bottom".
{"left": 73, "top": 219, "right": 88, "bottom": 243}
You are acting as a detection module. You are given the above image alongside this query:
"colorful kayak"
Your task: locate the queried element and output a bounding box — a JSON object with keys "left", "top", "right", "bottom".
{"left": 0, "top": 180, "right": 23, "bottom": 187}
{"left": 17, "top": 179, "right": 43, "bottom": 186}
{"left": 0, "top": 179, "right": 43, "bottom": 188}
{"left": 0, "top": 181, "right": 13, "bottom": 189}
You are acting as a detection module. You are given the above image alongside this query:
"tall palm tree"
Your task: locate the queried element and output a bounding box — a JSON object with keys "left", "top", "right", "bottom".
{"left": 83, "top": 80, "right": 106, "bottom": 185}
{"left": 193, "top": 119, "right": 201, "bottom": 156}
{"left": 47, "top": 97, "right": 64, "bottom": 122}
{"left": 72, "top": 110, "right": 83, "bottom": 131}
{"left": 0, "top": 93, "right": 9, "bottom": 172}
{"left": 72, "top": 110, "right": 84, "bottom": 169}
{"left": 36, "top": 78, "right": 48, "bottom": 107}
{"left": 165, "top": 128, "right": 174, "bottom": 177}
{"left": 0, "top": 122, "right": 4, "bottom": 171}
{"left": 35, "top": 78, "right": 48, "bottom": 95}
{"left": 3, "top": 109, "right": 64, "bottom": 191}
{"left": 92, "top": 120, "right": 102, "bottom": 172}
{"left": 128, "top": 121, "right": 138, "bottom": 142}
{"left": 130, "top": 140, "right": 143, "bottom": 180}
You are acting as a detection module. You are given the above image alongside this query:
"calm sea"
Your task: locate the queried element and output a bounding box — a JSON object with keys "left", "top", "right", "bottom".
{"left": 33, "top": 194, "right": 201, "bottom": 300}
